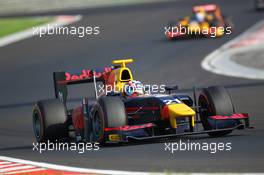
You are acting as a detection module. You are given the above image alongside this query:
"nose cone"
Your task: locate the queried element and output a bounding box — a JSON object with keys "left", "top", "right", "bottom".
{"left": 168, "top": 103, "right": 195, "bottom": 117}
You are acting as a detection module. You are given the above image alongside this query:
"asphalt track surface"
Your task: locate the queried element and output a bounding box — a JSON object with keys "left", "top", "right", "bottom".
{"left": 0, "top": 0, "right": 264, "bottom": 173}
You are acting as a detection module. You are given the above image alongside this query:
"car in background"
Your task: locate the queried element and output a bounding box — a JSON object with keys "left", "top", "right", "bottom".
{"left": 166, "top": 4, "right": 233, "bottom": 39}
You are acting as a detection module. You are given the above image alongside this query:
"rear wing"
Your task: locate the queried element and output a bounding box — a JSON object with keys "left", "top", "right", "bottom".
{"left": 53, "top": 66, "right": 117, "bottom": 103}
{"left": 193, "top": 4, "right": 217, "bottom": 12}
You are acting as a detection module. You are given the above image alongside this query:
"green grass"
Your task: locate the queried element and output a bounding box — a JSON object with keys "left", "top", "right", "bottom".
{"left": 0, "top": 17, "right": 52, "bottom": 37}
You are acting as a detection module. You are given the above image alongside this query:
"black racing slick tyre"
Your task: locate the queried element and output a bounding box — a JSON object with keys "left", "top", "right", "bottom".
{"left": 32, "top": 99, "right": 68, "bottom": 142}
{"left": 90, "top": 96, "right": 127, "bottom": 143}
{"left": 198, "top": 86, "right": 239, "bottom": 137}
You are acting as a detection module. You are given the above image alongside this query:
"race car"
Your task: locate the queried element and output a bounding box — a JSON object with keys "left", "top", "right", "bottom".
{"left": 166, "top": 4, "right": 233, "bottom": 39}
{"left": 32, "top": 59, "right": 251, "bottom": 144}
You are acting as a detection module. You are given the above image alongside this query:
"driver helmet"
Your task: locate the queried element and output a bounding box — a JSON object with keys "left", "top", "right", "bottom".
{"left": 195, "top": 10, "right": 206, "bottom": 22}
{"left": 124, "top": 80, "right": 144, "bottom": 97}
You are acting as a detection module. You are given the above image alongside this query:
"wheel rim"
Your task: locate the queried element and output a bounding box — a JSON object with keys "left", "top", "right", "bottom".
{"left": 33, "top": 110, "right": 41, "bottom": 139}
{"left": 198, "top": 94, "right": 214, "bottom": 130}
{"left": 199, "top": 95, "right": 212, "bottom": 117}
{"left": 92, "top": 112, "right": 103, "bottom": 141}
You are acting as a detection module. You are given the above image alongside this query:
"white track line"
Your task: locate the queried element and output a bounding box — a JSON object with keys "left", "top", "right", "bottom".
{"left": 0, "top": 15, "right": 82, "bottom": 48}
{"left": 201, "top": 20, "right": 264, "bottom": 80}
{"left": 0, "top": 156, "right": 262, "bottom": 175}
{"left": 0, "top": 165, "right": 36, "bottom": 172}
{"left": 4, "top": 168, "right": 46, "bottom": 175}
{"left": 0, "top": 156, "right": 155, "bottom": 175}
{"left": 0, "top": 163, "right": 21, "bottom": 168}
{"left": 0, "top": 162, "right": 12, "bottom": 165}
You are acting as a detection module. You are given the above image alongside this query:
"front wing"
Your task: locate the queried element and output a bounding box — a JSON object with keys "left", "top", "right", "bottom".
{"left": 103, "top": 113, "right": 251, "bottom": 143}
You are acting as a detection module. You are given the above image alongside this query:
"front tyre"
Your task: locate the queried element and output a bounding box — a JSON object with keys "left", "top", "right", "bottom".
{"left": 90, "top": 96, "right": 127, "bottom": 144}
{"left": 198, "top": 86, "right": 239, "bottom": 137}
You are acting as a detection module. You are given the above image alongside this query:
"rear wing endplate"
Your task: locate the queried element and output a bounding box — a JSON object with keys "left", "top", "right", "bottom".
{"left": 53, "top": 66, "right": 116, "bottom": 103}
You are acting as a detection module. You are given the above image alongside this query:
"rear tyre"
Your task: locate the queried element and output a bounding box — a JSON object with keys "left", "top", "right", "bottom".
{"left": 33, "top": 99, "right": 68, "bottom": 142}
{"left": 90, "top": 96, "right": 127, "bottom": 143}
{"left": 198, "top": 86, "right": 239, "bottom": 137}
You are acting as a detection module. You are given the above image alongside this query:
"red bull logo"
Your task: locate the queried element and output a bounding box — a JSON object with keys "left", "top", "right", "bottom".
{"left": 65, "top": 67, "right": 113, "bottom": 81}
